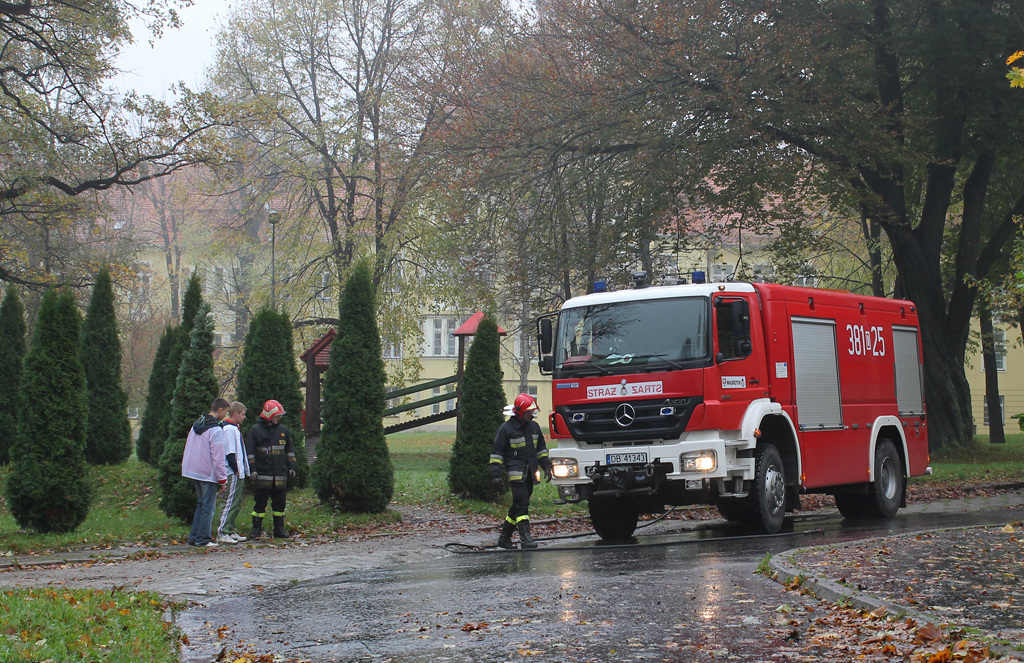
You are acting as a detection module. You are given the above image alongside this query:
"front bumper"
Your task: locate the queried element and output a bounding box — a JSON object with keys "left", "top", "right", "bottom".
{"left": 551, "top": 436, "right": 756, "bottom": 502}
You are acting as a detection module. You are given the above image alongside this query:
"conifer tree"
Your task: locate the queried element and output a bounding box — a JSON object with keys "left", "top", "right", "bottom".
{"left": 146, "top": 272, "right": 203, "bottom": 466}
{"left": 5, "top": 289, "right": 92, "bottom": 532}
{"left": 158, "top": 303, "right": 219, "bottom": 522}
{"left": 0, "top": 287, "right": 26, "bottom": 464}
{"left": 448, "top": 315, "right": 507, "bottom": 500}
{"left": 313, "top": 261, "right": 393, "bottom": 512}
{"left": 237, "top": 306, "right": 309, "bottom": 488}
{"left": 135, "top": 326, "right": 176, "bottom": 464}
{"left": 81, "top": 269, "right": 132, "bottom": 464}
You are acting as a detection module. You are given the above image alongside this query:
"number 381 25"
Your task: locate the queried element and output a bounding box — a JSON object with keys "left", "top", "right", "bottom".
{"left": 847, "top": 324, "right": 885, "bottom": 356}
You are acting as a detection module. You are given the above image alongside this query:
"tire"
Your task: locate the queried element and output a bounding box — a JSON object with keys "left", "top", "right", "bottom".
{"left": 588, "top": 497, "right": 640, "bottom": 540}
{"left": 836, "top": 438, "right": 904, "bottom": 520}
{"left": 750, "top": 443, "right": 787, "bottom": 534}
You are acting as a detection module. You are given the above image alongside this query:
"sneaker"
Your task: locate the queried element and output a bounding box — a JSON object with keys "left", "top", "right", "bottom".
{"left": 201, "top": 541, "right": 219, "bottom": 548}
{"left": 217, "top": 534, "right": 238, "bottom": 544}
{"left": 231, "top": 533, "right": 247, "bottom": 542}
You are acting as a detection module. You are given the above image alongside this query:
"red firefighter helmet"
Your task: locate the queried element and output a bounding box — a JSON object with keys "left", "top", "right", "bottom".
{"left": 260, "top": 399, "right": 286, "bottom": 420}
{"left": 512, "top": 393, "right": 539, "bottom": 417}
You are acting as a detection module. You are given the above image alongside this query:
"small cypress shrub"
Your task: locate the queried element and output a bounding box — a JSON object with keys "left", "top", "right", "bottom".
{"left": 236, "top": 306, "right": 309, "bottom": 488}
{"left": 5, "top": 289, "right": 92, "bottom": 533}
{"left": 158, "top": 303, "right": 219, "bottom": 522}
{"left": 313, "top": 261, "right": 393, "bottom": 513}
{"left": 135, "top": 326, "right": 176, "bottom": 464}
{"left": 147, "top": 272, "right": 203, "bottom": 466}
{"left": 448, "top": 315, "right": 506, "bottom": 500}
{"left": 0, "top": 287, "right": 27, "bottom": 464}
{"left": 81, "top": 269, "right": 132, "bottom": 465}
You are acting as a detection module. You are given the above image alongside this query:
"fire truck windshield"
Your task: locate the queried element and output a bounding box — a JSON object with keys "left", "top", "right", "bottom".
{"left": 554, "top": 297, "right": 709, "bottom": 376}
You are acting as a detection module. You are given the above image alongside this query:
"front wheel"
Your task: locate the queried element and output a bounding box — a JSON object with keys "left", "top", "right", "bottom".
{"left": 588, "top": 497, "right": 640, "bottom": 540}
{"left": 750, "top": 443, "right": 787, "bottom": 534}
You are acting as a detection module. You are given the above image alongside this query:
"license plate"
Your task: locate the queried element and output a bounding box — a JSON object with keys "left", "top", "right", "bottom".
{"left": 606, "top": 452, "right": 648, "bottom": 465}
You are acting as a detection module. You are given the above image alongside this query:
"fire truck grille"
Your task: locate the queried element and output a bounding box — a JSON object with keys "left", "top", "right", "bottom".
{"left": 556, "top": 396, "right": 702, "bottom": 443}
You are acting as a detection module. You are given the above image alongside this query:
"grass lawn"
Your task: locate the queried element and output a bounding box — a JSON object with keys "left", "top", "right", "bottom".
{"left": 0, "top": 430, "right": 1021, "bottom": 661}
{"left": 0, "top": 588, "right": 178, "bottom": 663}
{"left": 913, "top": 433, "right": 1024, "bottom": 485}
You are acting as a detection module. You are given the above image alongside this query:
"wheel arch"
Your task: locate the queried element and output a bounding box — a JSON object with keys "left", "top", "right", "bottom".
{"left": 739, "top": 400, "right": 802, "bottom": 486}
{"left": 757, "top": 413, "right": 801, "bottom": 489}
{"left": 870, "top": 417, "right": 909, "bottom": 481}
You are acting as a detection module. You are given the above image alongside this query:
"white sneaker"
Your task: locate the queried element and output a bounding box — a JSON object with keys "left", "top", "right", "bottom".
{"left": 231, "top": 533, "right": 247, "bottom": 542}
{"left": 202, "top": 541, "right": 219, "bottom": 548}
{"left": 217, "top": 535, "right": 237, "bottom": 544}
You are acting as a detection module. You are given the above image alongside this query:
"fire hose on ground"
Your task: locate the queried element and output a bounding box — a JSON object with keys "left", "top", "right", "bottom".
{"left": 443, "top": 507, "right": 826, "bottom": 554}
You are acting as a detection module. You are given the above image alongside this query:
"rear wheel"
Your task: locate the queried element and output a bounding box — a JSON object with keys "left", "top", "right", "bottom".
{"left": 588, "top": 497, "right": 640, "bottom": 540}
{"left": 750, "top": 443, "right": 786, "bottom": 534}
{"left": 835, "top": 438, "right": 904, "bottom": 520}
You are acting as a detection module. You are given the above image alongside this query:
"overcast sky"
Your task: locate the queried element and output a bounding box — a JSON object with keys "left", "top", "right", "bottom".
{"left": 113, "top": 1, "right": 232, "bottom": 99}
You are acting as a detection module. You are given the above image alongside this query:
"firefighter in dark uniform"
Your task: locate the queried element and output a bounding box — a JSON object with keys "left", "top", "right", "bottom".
{"left": 491, "top": 394, "right": 553, "bottom": 549}
{"left": 246, "top": 399, "right": 297, "bottom": 539}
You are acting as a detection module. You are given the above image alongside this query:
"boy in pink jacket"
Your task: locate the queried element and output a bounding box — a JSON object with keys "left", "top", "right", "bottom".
{"left": 182, "top": 398, "right": 229, "bottom": 547}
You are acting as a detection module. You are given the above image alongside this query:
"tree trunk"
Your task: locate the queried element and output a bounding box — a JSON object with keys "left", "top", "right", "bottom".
{"left": 517, "top": 296, "right": 532, "bottom": 394}
{"left": 886, "top": 226, "right": 973, "bottom": 452}
{"left": 979, "top": 304, "right": 1006, "bottom": 444}
{"left": 859, "top": 207, "right": 884, "bottom": 297}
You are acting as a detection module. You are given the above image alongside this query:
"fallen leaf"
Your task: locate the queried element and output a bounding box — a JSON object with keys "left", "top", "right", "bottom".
{"left": 914, "top": 622, "right": 944, "bottom": 644}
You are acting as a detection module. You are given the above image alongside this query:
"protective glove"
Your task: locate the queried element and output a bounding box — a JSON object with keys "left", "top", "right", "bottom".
{"left": 492, "top": 475, "right": 505, "bottom": 490}
{"left": 289, "top": 469, "right": 296, "bottom": 477}
{"left": 250, "top": 472, "right": 259, "bottom": 483}
{"left": 544, "top": 469, "right": 553, "bottom": 483}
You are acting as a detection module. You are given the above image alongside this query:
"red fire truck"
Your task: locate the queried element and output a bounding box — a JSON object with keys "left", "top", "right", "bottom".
{"left": 536, "top": 276, "right": 930, "bottom": 538}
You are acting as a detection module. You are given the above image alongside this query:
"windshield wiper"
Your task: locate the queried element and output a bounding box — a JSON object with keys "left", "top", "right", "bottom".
{"left": 560, "top": 356, "right": 613, "bottom": 375}
{"left": 633, "top": 354, "right": 686, "bottom": 370}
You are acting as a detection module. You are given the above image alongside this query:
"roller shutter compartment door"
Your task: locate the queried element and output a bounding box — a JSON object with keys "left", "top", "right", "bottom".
{"left": 792, "top": 318, "right": 843, "bottom": 430}
{"left": 892, "top": 326, "right": 925, "bottom": 416}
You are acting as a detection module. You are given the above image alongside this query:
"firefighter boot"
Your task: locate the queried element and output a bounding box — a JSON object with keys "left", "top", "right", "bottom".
{"left": 497, "top": 521, "right": 516, "bottom": 549}
{"left": 248, "top": 517, "right": 263, "bottom": 540}
{"left": 517, "top": 520, "right": 538, "bottom": 549}
{"left": 272, "top": 516, "right": 290, "bottom": 539}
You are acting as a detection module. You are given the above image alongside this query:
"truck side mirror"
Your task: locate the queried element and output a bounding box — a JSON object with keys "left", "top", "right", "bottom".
{"left": 538, "top": 318, "right": 553, "bottom": 355}
{"left": 540, "top": 355, "right": 554, "bottom": 374}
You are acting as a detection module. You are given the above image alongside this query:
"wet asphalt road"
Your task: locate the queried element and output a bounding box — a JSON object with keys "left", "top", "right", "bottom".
{"left": 178, "top": 497, "right": 1024, "bottom": 662}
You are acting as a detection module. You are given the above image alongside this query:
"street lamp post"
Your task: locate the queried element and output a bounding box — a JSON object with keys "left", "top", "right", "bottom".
{"left": 268, "top": 209, "right": 281, "bottom": 308}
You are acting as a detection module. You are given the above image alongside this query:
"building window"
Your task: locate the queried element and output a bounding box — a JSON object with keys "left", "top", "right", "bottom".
{"left": 983, "top": 396, "right": 1005, "bottom": 426}
{"left": 385, "top": 387, "right": 401, "bottom": 418}
{"left": 981, "top": 329, "right": 1006, "bottom": 372}
{"left": 431, "top": 386, "right": 456, "bottom": 414}
{"left": 429, "top": 317, "right": 459, "bottom": 357}
{"left": 318, "top": 271, "right": 332, "bottom": 301}
{"left": 382, "top": 342, "right": 402, "bottom": 360}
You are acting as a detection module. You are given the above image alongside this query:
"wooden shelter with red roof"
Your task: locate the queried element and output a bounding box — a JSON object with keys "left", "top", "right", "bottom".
{"left": 299, "top": 313, "right": 505, "bottom": 452}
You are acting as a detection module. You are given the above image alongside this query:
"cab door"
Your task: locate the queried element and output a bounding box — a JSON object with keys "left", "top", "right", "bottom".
{"left": 706, "top": 293, "right": 769, "bottom": 428}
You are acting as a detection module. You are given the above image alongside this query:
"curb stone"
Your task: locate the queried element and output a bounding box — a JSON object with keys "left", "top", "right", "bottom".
{"left": 769, "top": 540, "right": 929, "bottom": 621}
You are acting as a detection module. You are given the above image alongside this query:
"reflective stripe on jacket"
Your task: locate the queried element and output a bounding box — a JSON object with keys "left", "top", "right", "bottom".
{"left": 245, "top": 419, "right": 296, "bottom": 489}
{"left": 490, "top": 416, "right": 551, "bottom": 483}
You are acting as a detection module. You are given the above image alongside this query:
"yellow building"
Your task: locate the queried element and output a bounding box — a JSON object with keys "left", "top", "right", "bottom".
{"left": 965, "top": 321, "right": 1024, "bottom": 436}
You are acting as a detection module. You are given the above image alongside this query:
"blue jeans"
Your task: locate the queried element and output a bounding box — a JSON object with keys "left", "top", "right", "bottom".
{"left": 188, "top": 480, "right": 220, "bottom": 545}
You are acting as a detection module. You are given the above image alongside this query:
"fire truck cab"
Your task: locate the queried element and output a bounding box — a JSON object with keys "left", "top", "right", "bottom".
{"left": 537, "top": 278, "right": 930, "bottom": 539}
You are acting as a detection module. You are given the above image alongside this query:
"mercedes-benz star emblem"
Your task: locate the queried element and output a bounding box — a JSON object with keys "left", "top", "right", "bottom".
{"left": 614, "top": 403, "right": 636, "bottom": 427}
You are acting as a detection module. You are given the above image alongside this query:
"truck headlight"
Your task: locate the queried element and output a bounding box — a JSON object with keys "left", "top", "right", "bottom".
{"left": 681, "top": 450, "right": 717, "bottom": 472}
{"left": 551, "top": 458, "right": 579, "bottom": 479}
